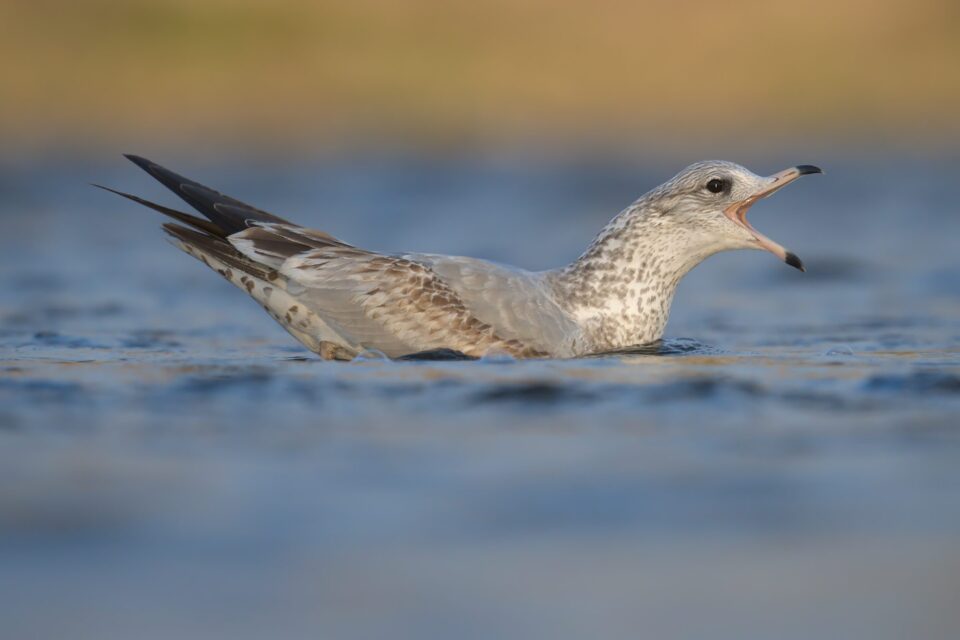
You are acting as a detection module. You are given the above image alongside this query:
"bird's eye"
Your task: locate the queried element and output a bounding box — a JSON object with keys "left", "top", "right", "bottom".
{"left": 705, "top": 178, "right": 728, "bottom": 194}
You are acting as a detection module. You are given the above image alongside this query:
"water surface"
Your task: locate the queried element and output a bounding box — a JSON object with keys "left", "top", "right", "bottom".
{"left": 1, "top": 151, "right": 959, "bottom": 639}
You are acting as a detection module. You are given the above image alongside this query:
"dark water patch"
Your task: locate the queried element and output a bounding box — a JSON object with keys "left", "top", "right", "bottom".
{"left": 333, "top": 377, "right": 465, "bottom": 400}
{"left": 175, "top": 374, "right": 326, "bottom": 405}
{"left": 25, "top": 331, "right": 110, "bottom": 349}
{"left": 863, "top": 371, "right": 960, "bottom": 395}
{"left": 779, "top": 389, "right": 880, "bottom": 412}
{"left": 594, "top": 342, "right": 662, "bottom": 357}
{"left": 119, "top": 330, "right": 182, "bottom": 349}
{"left": 398, "top": 348, "right": 477, "bottom": 361}
{"left": 659, "top": 337, "right": 719, "bottom": 355}
{"left": 471, "top": 381, "right": 600, "bottom": 406}
{"left": 171, "top": 366, "right": 276, "bottom": 395}
{"left": 641, "top": 377, "right": 764, "bottom": 403}
{"left": 592, "top": 337, "right": 717, "bottom": 358}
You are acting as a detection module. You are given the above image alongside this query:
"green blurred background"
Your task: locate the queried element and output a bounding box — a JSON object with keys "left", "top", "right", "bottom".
{"left": 3, "top": 0, "right": 958, "bottom": 154}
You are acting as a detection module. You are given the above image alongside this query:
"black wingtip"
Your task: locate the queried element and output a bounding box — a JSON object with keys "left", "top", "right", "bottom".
{"left": 795, "top": 165, "right": 823, "bottom": 176}
{"left": 91, "top": 182, "right": 139, "bottom": 200}
{"left": 92, "top": 181, "right": 225, "bottom": 237}
{"left": 123, "top": 153, "right": 153, "bottom": 170}
{"left": 118, "top": 153, "right": 294, "bottom": 234}
{"left": 92, "top": 181, "right": 144, "bottom": 201}
{"left": 785, "top": 251, "right": 806, "bottom": 272}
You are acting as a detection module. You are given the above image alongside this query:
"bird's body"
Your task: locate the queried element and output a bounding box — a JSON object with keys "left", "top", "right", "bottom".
{"left": 103, "top": 156, "right": 820, "bottom": 360}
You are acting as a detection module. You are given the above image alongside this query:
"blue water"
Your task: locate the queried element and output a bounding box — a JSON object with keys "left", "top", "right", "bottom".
{"left": 2, "top": 150, "right": 959, "bottom": 639}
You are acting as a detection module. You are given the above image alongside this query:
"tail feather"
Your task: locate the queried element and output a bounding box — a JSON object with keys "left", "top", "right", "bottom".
{"left": 162, "top": 223, "right": 273, "bottom": 281}
{"left": 123, "top": 154, "right": 294, "bottom": 236}
{"left": 93, "top": 184, "right": 224, "bottom": 237}
{"left": 98, "top": 156, "right": 359, "bottom": 359}
{"left": 230, "top": 224, "right": 360, "bottom": 268}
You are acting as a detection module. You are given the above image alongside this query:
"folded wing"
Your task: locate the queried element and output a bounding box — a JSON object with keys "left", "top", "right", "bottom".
{"left": 407, "top": 255, "right": 580, "bottom": 356}
{"left": 107, "top": 155, "right": 573, "bottom": 359}
{"left": 231, "top": 225, "right": 552, "bottom": 358}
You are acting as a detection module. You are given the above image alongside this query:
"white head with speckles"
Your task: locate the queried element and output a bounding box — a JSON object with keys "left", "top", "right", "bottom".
{"left": 637, "top": 160, "right": 823, "bottom": 271}
{"left": 556, "top": 160, "right": 823, "bottom": 351}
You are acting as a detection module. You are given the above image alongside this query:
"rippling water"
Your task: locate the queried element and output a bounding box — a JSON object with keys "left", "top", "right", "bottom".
{"left": 2, "top": 150, "right": 959, "bottom": 639}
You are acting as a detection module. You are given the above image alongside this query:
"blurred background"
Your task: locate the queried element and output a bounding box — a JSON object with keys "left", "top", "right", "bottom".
{"left": 2, "top": 2, "right": 960, "bottom": 640}
{"left": 2, "top": 0, "right": 958, "bottom": 155}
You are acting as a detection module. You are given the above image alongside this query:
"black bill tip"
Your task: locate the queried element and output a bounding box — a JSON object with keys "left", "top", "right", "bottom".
{"left": 785, "top": 251, "right": 805, "bottom": 272}
{"left": 795, "top": 164, "right": 823, "bottom": 176}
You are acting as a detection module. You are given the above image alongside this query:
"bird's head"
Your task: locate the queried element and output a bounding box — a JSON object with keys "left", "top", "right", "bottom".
{"left": 642, "top": 160, "right": 822, "bottom": 271}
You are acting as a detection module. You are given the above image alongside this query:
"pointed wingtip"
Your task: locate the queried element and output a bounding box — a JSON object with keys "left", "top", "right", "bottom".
{"left": 123, "top": 154, "right": 154, "bottom": 171}
{"left": 91, "top": 183, "right": 124, "bottom": 196}
{"left": 116, "top": 153, "right": 296, "bottom": 232}
{"left": 91, "top": 182, "right": 139, "bottom": 200}
{"left": 90, "top": 181, "right": 154, "bottom": 206}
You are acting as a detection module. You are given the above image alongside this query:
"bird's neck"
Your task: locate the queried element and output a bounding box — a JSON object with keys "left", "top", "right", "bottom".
{"left": 550, "top": 205, "right": 716, "bottom": 352}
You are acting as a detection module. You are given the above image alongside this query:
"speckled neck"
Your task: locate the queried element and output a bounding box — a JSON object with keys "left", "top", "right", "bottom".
{"left": 549, "top": 200, "right": 716, "bottom": 353}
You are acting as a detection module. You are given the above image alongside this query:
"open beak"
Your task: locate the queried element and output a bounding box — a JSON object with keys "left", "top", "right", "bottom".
{"left": 723, "top": 165, "right": 822, "bottom": 272}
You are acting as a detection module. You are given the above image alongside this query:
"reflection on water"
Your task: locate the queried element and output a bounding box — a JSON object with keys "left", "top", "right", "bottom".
{"left": 1, "top": 151, "right": 959, "bottom": 639}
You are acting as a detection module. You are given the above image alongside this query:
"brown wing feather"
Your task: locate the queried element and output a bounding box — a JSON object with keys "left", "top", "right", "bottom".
{"left": 162, "top": 224, "right": 274, "bottom": 281}
{"left": 230, "top": 223, "right": 363, "bottom": 269}
{"left": 93, "top": 185, "right": 225, "bottom": 237}
{"left": 282, "top": 250, "right": 548, "bottom": 358}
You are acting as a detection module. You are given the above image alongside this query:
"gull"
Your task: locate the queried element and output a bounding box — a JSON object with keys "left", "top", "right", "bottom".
{"left": 99, "top": 155, "right": 821, "bottom": 360}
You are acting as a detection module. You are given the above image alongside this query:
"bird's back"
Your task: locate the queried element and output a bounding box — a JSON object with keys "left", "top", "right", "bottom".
{"left": 226, "top": 223, "right": 580, "bottom": 358}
